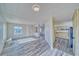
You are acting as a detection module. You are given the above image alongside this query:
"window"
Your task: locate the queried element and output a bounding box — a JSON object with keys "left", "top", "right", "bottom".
{"left": 14, "top": 26, "right": 23, "bottom": 35}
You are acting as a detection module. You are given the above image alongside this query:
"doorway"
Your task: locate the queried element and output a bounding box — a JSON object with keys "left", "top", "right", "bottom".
{"left": 53, "top": 21, "right": 74, "bottom": 55}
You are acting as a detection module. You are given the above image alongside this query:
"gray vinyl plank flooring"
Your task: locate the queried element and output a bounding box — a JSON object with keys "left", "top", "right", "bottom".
{"left": 1, "top": 38, "right": 72, "bottom": 56}
{"left": 54, "top": 38, "right": 73, "bottom": 55}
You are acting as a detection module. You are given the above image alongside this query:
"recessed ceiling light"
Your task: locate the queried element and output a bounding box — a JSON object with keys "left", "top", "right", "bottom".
{"left": 32, "top": 4, "right": 40, "bottom": 12}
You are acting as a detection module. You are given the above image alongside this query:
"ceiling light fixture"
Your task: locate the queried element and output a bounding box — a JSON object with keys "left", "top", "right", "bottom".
{"left": 32, "top": 4, "right": 40, "bottom": 12}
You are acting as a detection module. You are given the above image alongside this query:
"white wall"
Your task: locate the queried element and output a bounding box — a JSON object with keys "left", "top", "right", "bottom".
{"left": 0, "top": 22, "right": 7, "bottom": 54}
{"left": 45, "top": 18, "right": 55, "bottom": 49}
{"left": 5, "top": 17, "right": 40, "bottom": 25}
{"left": 7, "top": 23, "right": 27, "bottom": 39}
{"left": 45, "top": 21, "right": 51, "bottom": 48}
{"left": 55, "top": 21, "right": 73, "bottom": 27}
{"left": 7, "top": 23, "right": 36, "bottom": 39}
{"left": 0, "top": 22, "right": 3, "bottom": 54}
{"left": 4, "top": 17, "right": 38, "bottom": 39}
{"left": 26, "top": 25, "right": 36, "bottom": 36}
{"left": 0, "top": 16, "right": 7, "bottom": 54}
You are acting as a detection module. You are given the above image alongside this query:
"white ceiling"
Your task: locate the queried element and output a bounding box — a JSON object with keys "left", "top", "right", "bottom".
{"left": 0, "top": 3, "right": 79, "bottom": 24}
